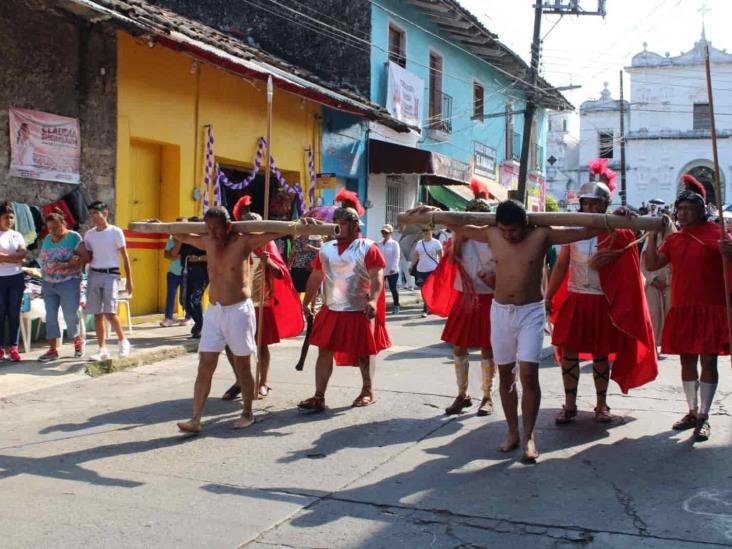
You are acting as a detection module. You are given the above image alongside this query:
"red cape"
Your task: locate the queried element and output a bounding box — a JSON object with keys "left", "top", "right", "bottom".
{"left": 550, "top": 230, "right": 658, "bottom": 393}
{"left": 255, "top": 241, "right": 304, "bottom": 339}
{"left": 422, "top": 239, "right": 458, "bottom": 317}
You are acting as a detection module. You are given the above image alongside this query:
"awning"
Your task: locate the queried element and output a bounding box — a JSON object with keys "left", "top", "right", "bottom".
{"left": 369, "top": 139, "right": 432, "bottom": 175}
{"left": 427, "top": 185, "right": 470, "bottom": 210}
{"left": 369, "top": 139, "right": 471, "bottom": 185}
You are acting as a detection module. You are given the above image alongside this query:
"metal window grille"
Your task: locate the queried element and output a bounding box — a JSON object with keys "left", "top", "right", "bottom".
{"left": 598, "top": 131, "right": 613, "bottom": 159}
{"left": 385, "top": 177, "right": 404, "bottom": 227}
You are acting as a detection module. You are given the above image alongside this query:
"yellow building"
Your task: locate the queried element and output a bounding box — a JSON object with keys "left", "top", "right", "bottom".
{"left": 68, "top": 0, "right": 404, "bottom": 316}
{"left": 115, "top": 32, "right": 322, "bottom": 314}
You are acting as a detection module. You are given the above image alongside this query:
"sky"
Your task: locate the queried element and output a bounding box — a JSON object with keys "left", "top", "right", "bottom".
{"left": 460, "top": 0, "right": 732, "bottom": 127}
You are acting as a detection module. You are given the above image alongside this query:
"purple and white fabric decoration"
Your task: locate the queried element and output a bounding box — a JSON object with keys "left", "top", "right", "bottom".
{"left": 306, "top": 146, "right": 316, "bottom": 206}
{"left": 202, "top": 125, "right": 215, "bottom": 214}
{"left": 216, "top": 137, "right": 306, "bottom": 216}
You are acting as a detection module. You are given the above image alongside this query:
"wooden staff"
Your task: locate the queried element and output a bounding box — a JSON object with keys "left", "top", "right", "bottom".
{"left": 256, "top": 75, "right": 275, "bottom": 399}
{"left": 397, "top": 211, "right": 668, "bottom": 232}
{"left": 704, "top": 43, "right": 732, "bottom": 362}
{"left": 127, "top": 220, "right": 337, "bottom": 238}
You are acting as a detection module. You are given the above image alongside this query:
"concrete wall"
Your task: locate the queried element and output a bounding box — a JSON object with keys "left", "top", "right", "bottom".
{"left": 365, "top": 174, "right": 418, "bottom": 242}
{"left": 625, "top": 138, "right": 732, "bottom": 206}
{"left": 628, "top": 64, "right": 732, "bottom": 133}
{"left": 148, "top": 0, "right": 372, "bottom": 98}
{"left": 0, "top": 0, "right": 116, "bottom": 212}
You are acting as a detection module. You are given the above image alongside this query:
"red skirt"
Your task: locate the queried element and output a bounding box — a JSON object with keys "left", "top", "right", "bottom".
{"left": 661, "top": 303, "right": 730, "bottom": 355}
{"left": 442, "top": 293, "right": 493, "bottom": 348}
{"left": 255, "top": 306, "right": 280, "bottom": 346}
{"left": 552, "top": 292, "right": 623, "bottom": 356}
{"left": 310, "top": 306, "right": 389, "bottom": 358}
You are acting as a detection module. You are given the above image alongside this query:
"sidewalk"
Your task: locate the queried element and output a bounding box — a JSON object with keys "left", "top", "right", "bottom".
{"left": 0, "top": 289, "right": 423, "bottom": 399}
{"left": 0, "top": 321, "right": 198, "bottom": 399}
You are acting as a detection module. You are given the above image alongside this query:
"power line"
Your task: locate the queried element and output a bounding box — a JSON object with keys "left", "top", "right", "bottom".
{"left": 240, "top": 0, "right": 538, "bottom": 107}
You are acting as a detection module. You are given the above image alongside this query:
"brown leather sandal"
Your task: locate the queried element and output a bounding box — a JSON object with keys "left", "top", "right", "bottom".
{"left": 445, "top": 395, "right": 472, "bottom": 415}
{"left": 594, "top": 405, "right": 616, "bottom": 423}
{"left": 555, "top": 405, "right": 578, "bottom": 425}
{"left": 297, "top": 393, "right": 326, "bottom": 412}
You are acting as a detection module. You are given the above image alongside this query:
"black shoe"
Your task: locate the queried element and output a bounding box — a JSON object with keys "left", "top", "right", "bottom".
{"left": 693, "top": 415, "right": 711, "bottom": 441}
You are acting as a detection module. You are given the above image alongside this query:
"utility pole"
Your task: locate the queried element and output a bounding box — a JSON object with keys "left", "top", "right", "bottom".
{"left": 516, "top": 1, "right": 607, "bottom": 204}
{"left": 619, "top": 70, "right": 627, "bottom": 206}
{"left": 516, "top": 2, "right": 542, "bottom": 203}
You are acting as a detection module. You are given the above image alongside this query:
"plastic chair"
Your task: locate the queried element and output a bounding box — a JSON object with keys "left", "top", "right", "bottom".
{"left": 116, "top": 277, "right": 133, "bottom": 334}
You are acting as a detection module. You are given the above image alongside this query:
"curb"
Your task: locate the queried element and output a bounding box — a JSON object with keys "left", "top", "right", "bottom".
{"left": 84, "top": 342, "right": 198, "bottom": 377}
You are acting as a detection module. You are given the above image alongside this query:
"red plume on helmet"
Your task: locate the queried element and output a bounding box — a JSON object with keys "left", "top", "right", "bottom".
{"left": 469, "top": 178, "right": 489, "bottom": 199}
{"left": 589, "top": 158, "right": 609, "bottom": 177}
{"left": 335, "top": 188, "right": 365, "bottom": 217}
{"left": 681, "top": 174, "right": 707, "bottom": 201}
{"left": 604, "top": 167, "right": 618, "bottom": 192}
{"left": 232, "top": 195, "right": 252, "bottom": 221}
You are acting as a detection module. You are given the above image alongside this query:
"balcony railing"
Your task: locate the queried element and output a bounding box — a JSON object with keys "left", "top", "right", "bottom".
{"left": 427, "top": 91, "right": 453, "bottom": 136}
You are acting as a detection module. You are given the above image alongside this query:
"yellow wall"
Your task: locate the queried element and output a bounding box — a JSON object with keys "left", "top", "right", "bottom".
{"left": 115, "top": 32, "right": 321, "bottom": 314}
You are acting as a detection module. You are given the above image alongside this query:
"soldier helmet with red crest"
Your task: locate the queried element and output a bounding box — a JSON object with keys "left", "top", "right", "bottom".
{"left": 333, "top": 189, "right": 365, "bottom": 224}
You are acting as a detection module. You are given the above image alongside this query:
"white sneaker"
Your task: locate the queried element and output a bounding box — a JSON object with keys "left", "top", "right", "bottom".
{"left": 159, "top": 318, "right": 176, "bottom": 327}
{"left": 118, "top": 339, "right": 131, "bottom": 358}
{"left": 89, "top": 347, "right": 111, "bottom": 362}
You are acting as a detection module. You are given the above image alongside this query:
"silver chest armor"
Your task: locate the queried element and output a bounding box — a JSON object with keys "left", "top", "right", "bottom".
{"left": 568, "top": 237, "right": 604, "bottom": 295}
{"left": 321, "top": 239, "right": 373, "bottom": 312}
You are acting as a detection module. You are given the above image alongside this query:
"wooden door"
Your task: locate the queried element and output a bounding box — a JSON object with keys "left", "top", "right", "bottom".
{"left": 128, "top": 140, "right": 162, "bottom": 314}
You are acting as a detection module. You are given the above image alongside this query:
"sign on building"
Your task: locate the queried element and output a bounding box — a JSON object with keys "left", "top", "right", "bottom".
{"left": 8, "top": 108, "right": 80, "bottom": 184}
{"left": 473, "top": 141, "right": 497, "bottom": 178}
{"left": 386, "top": 61, "right": 424, "bottom": 129}
{"left": 316, "top": 173, "right": 338, "bottom": 189}
{"left": 432, "top": 152, "right": 470, "bottom": 183}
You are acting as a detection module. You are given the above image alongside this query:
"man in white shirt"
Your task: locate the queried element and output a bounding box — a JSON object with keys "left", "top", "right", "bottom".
{"left": 83, "top": 201, "right": 133, "bottom": 360}
{"left": 410, "top": 227, "right": 443, "bottom": 317}
{"left": 377, "top": 224, "right": 401, "bottom": 314}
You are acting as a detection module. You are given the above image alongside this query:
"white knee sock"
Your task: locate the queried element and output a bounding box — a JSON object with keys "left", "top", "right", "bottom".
{"left": 682, "top": 380, "right": 699, "bottom": 412}
{"left": 453, "top": 355, "right": 469, "bottom": 395}
{"left": 480, "top": 359, "right": 495, "bottom": 398}
{"left": 699, "top": 382, "right": 718, "bottom": 416}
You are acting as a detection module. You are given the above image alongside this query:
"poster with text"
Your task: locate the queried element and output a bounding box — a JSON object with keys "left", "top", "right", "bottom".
{"left": 8, "top": 108, "right": 80, "bottom": 184}
{"left": 386, "top": 61, "right": 424, "bottom": 129}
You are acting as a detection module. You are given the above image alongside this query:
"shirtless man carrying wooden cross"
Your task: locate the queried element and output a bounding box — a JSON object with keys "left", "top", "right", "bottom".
{"left": 173, "top": 206, "right": 285, "bottom": 433}
{"left": 412, "top": 200, "right": 601, "bottom": 462}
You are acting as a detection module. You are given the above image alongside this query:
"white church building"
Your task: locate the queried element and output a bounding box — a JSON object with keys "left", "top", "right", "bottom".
{"left": 578, "top": 32, "right": 732, "bottom": 207}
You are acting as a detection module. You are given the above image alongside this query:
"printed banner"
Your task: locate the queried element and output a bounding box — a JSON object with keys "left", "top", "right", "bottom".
{"left": 386, "top": 61, "right": 424, "bottom": 128}
{"left": 8, "top": 108, "right": 80, "bottom": 184}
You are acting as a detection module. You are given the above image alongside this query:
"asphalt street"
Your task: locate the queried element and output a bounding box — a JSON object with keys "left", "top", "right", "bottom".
{"left": 0, "top": 311, "right": 730, "bottom": 548}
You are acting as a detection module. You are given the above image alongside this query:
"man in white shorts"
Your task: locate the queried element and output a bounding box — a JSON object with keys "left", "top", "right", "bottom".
{"left": 172, "top": 207, "right": 283, "bottom": 433}
{"left": 417, "top": 199, "right": 601, "bottom": 462}
{"left": 83, "top": 201, "right": 133, "bottom": 360}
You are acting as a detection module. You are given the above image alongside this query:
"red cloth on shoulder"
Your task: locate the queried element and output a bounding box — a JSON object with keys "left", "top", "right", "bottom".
{"left": 254, "top": 241, "right": 304, "bottom": 341}
{"left": 550, "top": 230, "right": 657, "bottom": 393}
{"left": 659, "top": 221, "right": 730, "bottom": 355}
